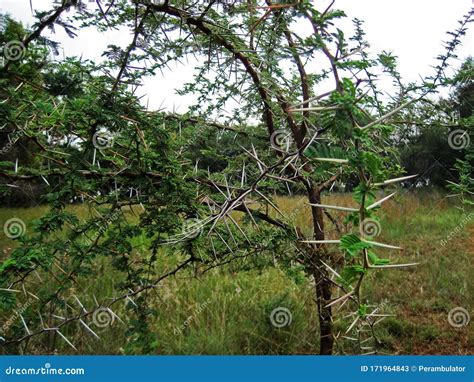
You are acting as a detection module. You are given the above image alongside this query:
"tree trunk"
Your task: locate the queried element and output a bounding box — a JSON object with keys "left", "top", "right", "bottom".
{"left": 308, "top": 186, "right": 334, "bottom": 355}
{"left": 314, "top": 270, "right": 334, "bottom": 355}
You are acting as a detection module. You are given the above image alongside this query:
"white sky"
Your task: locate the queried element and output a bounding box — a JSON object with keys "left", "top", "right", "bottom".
{"left": 1, "top": 0, "right": 472, "bottom": 112}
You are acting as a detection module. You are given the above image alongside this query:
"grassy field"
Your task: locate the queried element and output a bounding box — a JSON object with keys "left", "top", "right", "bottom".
{"left": 0, "top": 190, "right": 472, "bottom": 355}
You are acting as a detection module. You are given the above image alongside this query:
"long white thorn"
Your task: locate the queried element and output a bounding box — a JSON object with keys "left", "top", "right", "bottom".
{"left": 289, "top": 89, "right": 336, "bottom": 109}
{"left": 227, "top": 214, "right": 250, "bottom": 244}
{"left": 255, "top": 189, "right": 284, "bottom": 217}
{"left": 325, "top": 290, "right": 355, "bottom": 308}
{"left": 223, "top": 216, "right": 237, "bottom": 246}
{"left": 373, "top": 174, "right": 418, "bottom": 186}
{"left": 27, "top": 291, "right": 40, "bottom": 301}
{"left": 223, "top": 175, "right": 232, "bottom": 198}
{"left": 288, "top": 105, "right": 341, "bottom": 112}
{"left": 360, "top": 97, "right": 418, "bottom": 130}
{"left": 126, "top": 294, "right": 138, "bottom": 308}
{"left": 346, "top": 316, "right": 360, "bottom": 334}
{"left": 369, "top": 262, "right": 419, "bottom": 269}
{"left": 301, "top": 239, "right": 340, "bottom": 244}
{"left": 311, "top": 158, "right": 349, "bottom": 164}
{"left": 251, "top": 144, "right": 265, "bottom": 174}
{"left": 19, "top": 314, "right": 30, "bottom": 335}
{"left": 367, "top": 192, "right": 397, "bottom": 210}
{"left": 309, "top": 203, "right": 358, "bottom": 212}
{"left": 342, "top": 336, "right": 358, "bottom": 341}
{"left": 79, "top": 319, "right": 101, "bottom": 340}
{"left": 362, "top": 239, "right": 403, "bottom": 250}
{"left": 107, "top": 307, "right": 125, "bottom": 324}
{"left": 73, "top": 295, "right": 88, "bottom": 313}
{"left": 320, "top": 260, "right": 346, "bottom": 281}
{"left": 38, "top": 312, "right": 45, "bottom": 329}
{"left": 56, "top": 330, "right": 77, "bottom": 351}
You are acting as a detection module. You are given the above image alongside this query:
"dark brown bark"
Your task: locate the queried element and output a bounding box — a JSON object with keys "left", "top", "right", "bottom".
{"left": 314, "top": 270, "right": 334, "bottom": 355}
{"left": 309, "top": 186, "right": 334, "bottom": 355}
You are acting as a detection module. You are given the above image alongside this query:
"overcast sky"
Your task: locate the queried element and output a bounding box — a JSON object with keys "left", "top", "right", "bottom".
{"left": 1, "top": 0, "right": 472, "bottom": 112}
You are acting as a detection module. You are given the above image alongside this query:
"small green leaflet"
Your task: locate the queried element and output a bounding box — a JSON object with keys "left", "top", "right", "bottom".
{"left": 339, "top": 234, "right": 372, "bottom": 258}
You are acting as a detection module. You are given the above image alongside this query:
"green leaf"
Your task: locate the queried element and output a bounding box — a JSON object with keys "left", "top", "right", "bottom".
{"left": 358, "top": 304, "right": 368, "bottom": 318}
{"left": 367, "top": 251, "right": 390, "bottom": 265}
{"left": 339, "top": 234, "right": 372, "bottom": 258}
{"left": 338, "top": 265, "right": 366, "bottom": 286}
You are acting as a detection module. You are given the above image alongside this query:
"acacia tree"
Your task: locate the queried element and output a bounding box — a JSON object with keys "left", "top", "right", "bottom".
{"left": 0, "top": 1, "right": 472, "bottom": 355}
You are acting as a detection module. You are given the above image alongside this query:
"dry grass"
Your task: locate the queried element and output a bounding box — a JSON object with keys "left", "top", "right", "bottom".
{"left": 0, "top": 190, "right": 472, "bottom": 354}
